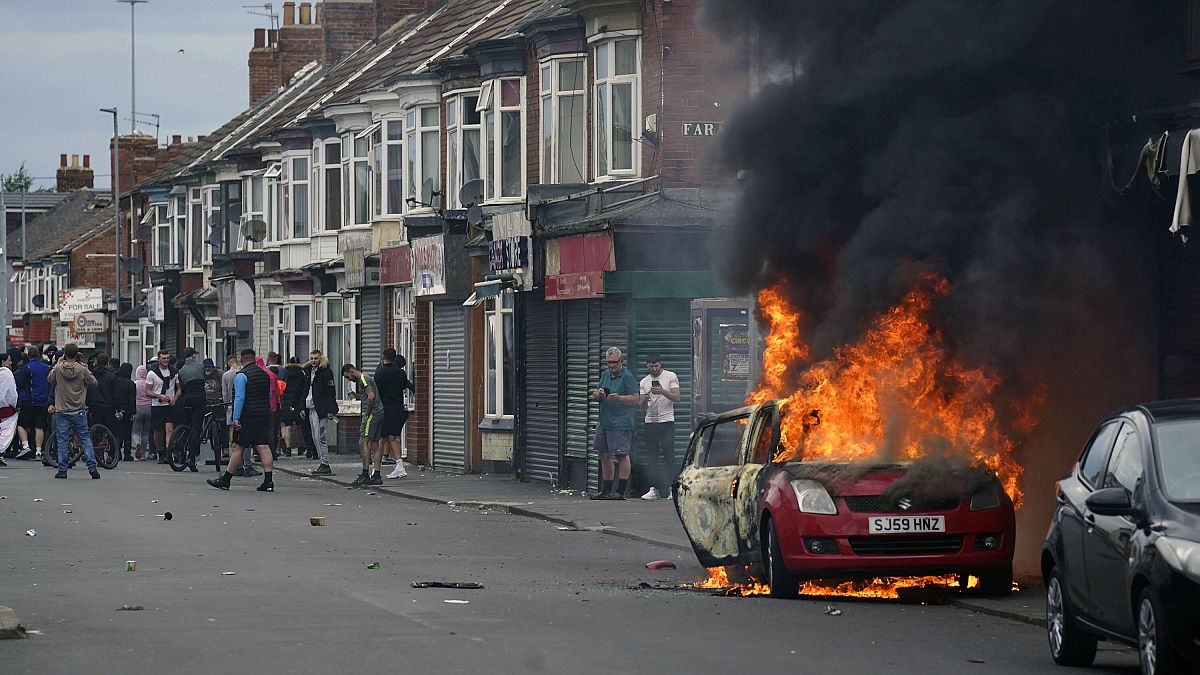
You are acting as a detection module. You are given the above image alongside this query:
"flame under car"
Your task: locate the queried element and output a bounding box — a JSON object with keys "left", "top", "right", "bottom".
{"left": 672, "top": 400, "right": 1016, "bottom": 598}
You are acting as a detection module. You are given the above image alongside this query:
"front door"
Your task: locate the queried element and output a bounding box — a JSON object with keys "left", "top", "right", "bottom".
{"left": 674, "top": 413, "right": 751, "bottom": 566}
{"left": 1082, "top": 420, "right": 1143, "bottom": 634}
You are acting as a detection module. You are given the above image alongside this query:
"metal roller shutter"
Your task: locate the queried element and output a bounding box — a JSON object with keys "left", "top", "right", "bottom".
{"left": 359, "top": 287, "right": 383, "bottom": 365}
{"left": 630, "top": 299, "right": 692, "bottom": 477}
{"left": 561, "top": 297, "right": 628, "bottom": 492}
{"left": 523, "top": 294, "right": 562, "bottom": 483}
{"left": 432, "top": 301, "right": 467, "bottom": 473}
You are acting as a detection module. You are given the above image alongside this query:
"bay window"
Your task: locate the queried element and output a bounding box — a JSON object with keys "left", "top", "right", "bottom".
{"left": 384, "top": 119, "right": 404, "bottom": 215}
{"left": 189, "top": 188, "right": 203, "bottom": 268}
{"left": 540, "top": 57, "right": 587, "bottom": 184}
{"left": 406, "top": 106, "right": 440, "bottom": 210}
{"left": 479, "top": 77, "right": 525, "bottom": 200}
{"left": 152, "top": 202, "right": 172, "bottom": 265}
{"left": 293, "top": 303, "right": 311, "bottom": 359}
{"left": 445, "top": 91, "right": 482, "bottom": 208}
{"left": 343, "top": 133, "right": 370, "bottom": 227}
{"left": 241, "top": 172, "right": 265, "bottom": 250}
{"left": 320, "top": 295, "right": 354, "bottom": 398}
{"left": 202, "top": 185, "right": 220, "bottom": 263}
{"left": 319, "top": 139, "right": 342, "bottom": 232}
{"left": 284, "top": 153, "right": 310, "bottom": 239}
{"left": 484, "top": 290, "right": 515, "bottom": 418}
{"left": 593, "top": 37, "right": 640, "bottom": 178}
{"left": 264, "top": 162, "right": 284, "bottom": 243}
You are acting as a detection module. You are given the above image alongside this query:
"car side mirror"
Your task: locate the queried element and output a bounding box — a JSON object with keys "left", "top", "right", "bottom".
{"left": 1086, "top": 487, "right": 1135, "bottom": 517}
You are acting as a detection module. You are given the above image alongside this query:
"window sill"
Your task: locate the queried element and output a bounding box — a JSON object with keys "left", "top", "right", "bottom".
{"left": 481, "top": 197, "right": 525, "bottom": 206}
{"left": 478, "top": 416, "right": 515, "bottom": 432}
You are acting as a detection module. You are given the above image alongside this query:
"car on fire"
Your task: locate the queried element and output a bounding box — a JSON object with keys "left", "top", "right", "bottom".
{"left": 672, "top": 400, "right": 1016, "bottom": 598}
{"left": 1042, "top": 400, "right": 1200, "bottom": 675}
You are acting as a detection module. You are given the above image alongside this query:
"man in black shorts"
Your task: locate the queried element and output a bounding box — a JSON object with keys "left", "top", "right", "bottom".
{"left": 207, "top": 349, "right": 274, "bottom": 492}
{"left": 374, "top": 348, "right": 414, "bottom": 479}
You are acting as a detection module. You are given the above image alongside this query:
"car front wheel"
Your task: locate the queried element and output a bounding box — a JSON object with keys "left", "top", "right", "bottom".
{"left": 1138, "top": 587, "right": 1183, "bottom": 675}
{"left": 1045, "top": 567, "right": 1096, "bottom": 667}
{"left": 765, "top": 519, "right": 799, "bottom": 599}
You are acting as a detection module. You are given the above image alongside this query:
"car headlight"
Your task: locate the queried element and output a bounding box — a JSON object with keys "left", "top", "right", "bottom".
{"left": 790, "top": 479, "right": 837, "bottom": 515}
{"left": 969, "top": 483, "right": 1001, "bottom": 511}
{"left": 1156, "top": 537, "right": 1200, "bottom": 583}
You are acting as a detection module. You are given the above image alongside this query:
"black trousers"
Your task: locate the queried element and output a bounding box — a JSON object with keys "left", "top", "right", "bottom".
{"left": 641, "top": 421, "right": 676, "bottom": 492}
{"left": 112, "top": 415, "right": 133, "bottom": 458}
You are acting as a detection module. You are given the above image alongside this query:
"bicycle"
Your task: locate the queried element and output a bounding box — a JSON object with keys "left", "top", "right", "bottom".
{"left": 166, "top": 404, "right": 228, "bottom": 473}
{"left": 40, "top": 419, "right": 119, "bottom": 470}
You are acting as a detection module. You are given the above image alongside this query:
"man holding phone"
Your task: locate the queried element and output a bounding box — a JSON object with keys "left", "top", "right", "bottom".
{"left": 638, "top": 353, "right": 681, "bottom": 501}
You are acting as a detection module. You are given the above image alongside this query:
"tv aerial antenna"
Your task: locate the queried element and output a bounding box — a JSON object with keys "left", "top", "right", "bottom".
{"left": 243, "top": 3, "right": 279, "bottom": 34}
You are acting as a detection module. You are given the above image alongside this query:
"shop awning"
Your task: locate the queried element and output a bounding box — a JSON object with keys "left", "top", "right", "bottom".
{"left": 462, "top": 280, "right": 503, "bottom": 307}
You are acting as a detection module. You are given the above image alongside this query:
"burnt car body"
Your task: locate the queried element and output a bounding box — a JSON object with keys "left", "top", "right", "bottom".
{"left": 672, "top": 400, "right": 1016, "bottom": 598}
{"left": 1041, "top": 400, "right": 1200, "bottom": 674}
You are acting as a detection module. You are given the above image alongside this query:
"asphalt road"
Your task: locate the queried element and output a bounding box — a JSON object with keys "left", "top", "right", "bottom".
{"left": 1, "top": 461, "right": 1139, "bottom": 674}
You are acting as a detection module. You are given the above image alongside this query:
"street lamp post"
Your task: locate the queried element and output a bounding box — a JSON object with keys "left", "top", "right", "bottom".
{"left": 101, "top": 108, "right": 121, "bottom": 356}
{"left": 117, "top": 0, "right": 148, "bottom": 135}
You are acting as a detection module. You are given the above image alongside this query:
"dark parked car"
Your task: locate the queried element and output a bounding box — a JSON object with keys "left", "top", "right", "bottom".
{"left": 673, "top": 400, "right": 1016, "bottom": 598}
{"left": 1042, "top": 400, "right": 1200, "bottom": 675}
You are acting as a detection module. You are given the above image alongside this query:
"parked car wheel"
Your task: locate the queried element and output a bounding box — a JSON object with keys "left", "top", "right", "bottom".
{"left": 977, "top": 565, "right": 1013, "bottom": 597}
{"left": 1138, "top": 587, "right": 1183, "bottom": 675}
{"left": 1045, "top": 568, "right": 1096, "bottom": 667}
{"left": 765, "top": 518, "right": 799, "bottom": 599}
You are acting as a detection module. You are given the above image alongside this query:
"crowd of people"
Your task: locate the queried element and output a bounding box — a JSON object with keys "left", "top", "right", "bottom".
{"left": 0, "top": 342, "right": 415, "bottom": 492}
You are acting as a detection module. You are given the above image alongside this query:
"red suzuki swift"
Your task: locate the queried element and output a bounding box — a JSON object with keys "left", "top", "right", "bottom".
{"left": 672, "top": 400, "right": 1016, "bottom": 598}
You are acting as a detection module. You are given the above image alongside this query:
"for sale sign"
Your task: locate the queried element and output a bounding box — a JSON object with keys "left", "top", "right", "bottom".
{"left": 60, "top": 288, "right": 104, "bottom": 322}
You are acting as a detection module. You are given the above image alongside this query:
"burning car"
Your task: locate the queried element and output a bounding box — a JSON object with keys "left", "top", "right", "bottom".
{"left": 672, "top": 400, "right": 1016, "bottom": 598}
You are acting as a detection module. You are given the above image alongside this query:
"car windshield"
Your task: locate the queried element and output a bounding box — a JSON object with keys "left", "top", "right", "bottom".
{"left": 1153, "top": 419, "right": 1200, "bottom": 502}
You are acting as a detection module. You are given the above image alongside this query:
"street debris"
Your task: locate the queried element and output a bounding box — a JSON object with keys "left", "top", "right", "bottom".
{"left": 412, "top": 581, "right": 484, "bottom": 590}
{"left": 366, "top": 491, "right": 377, "bottom": 496}
{"left": 966, "top": 659, "right": 986, "bottom": 664}
{"left": 221, "top": 572, "right": 236, "bottom": 576}
{"left": 645, "top": 560, "right": 677, "bottom": 570}
{"left": 161, "top": 512, "right": 173, "bottom": 521}
{"left": 246, "top": 508, "right": 255, "bottom": 512}
{"left": 115, "top": 605, "right": 143, "bottom": 611}
{"left": 310, "top": 516, "right": 326, "bottom": 526}
{"left": 556, "top": 526, "right": 575, "bottom": 531}
{"left": 126, "top": 561, "right": 137, "bottom": 572}
{"left": 406, "top": 522, "right": 418, "bottom": 526}
{"left": 366, "top": 562, "right": 380, "bottom": 570}
{"left": 824, "top": 605, "right": 843, "bottom": 616}
{"left": 0, "top": 496, "right": 6, "bottom": 500}
{"left": 24, "top": 529, "right": 36, "bottom": 537}
{"left": 33, "top": 499, "right": 43, "bottom": 503}
{"left": 443, "top": 599, "right": 470, "bottom": 604}
{"left": 63, "top": 510, "right": 72, "bottom": 514}
{"left": 446, "top": 501, "right": 457, "bottom": 508}
{"left": 150, "top": 500, "right": 159, "bottom": 503}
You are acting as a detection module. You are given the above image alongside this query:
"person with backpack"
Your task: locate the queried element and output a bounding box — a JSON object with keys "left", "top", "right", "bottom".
{"left": 113, "top": 362, "right": 137, "bottom": 462}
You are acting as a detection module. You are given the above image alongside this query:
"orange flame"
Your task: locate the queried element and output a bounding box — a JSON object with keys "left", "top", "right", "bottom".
{"left": 692, "top": 568, "right": 1015, "bottom": 599}
{"left": 750, "top": 276, "right": 1029, "bottom": 508}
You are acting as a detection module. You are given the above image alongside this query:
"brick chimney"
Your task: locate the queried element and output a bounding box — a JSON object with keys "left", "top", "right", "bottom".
{"left": 375, "top": 0, "right": 426, "bottom": 37}
{"left": 56, "top": 153, "right": 95, "bottom": 191}
{"left": 249, "top": 0, "right": 323, "bottom": 105}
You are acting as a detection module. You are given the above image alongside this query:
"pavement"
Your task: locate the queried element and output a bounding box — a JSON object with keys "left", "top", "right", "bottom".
{"left": 273, "top": 456, "right": 1049, "bottom": 626}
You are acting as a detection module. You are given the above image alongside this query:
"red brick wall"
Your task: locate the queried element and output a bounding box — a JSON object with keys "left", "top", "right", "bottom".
{"left": 376, "top": 0, "right": 425, "bottom": 36}
{"left": 526, "top": 46, "right": 541, "bottom": 186}
{"left": 408, "top": 300, "right": 431, "bottom": 465}
{"left": 278, "top": 23, "right": 323, "bottom": 86}
{"left": 249, "top": 45, "right": 280, "bottom": 105}
{"left": 323, "top": 1, "right": 375, "bottom": 65}
{"left": 70, "top": 227, "right": 117, "bottom": 292}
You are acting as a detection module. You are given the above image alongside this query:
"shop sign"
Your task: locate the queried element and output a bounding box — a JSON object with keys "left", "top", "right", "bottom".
{"left": 489, "top": 235, "right": 530, "bottom": 271}
{"left": 73, "top": 312, "right": 107, "bottom": 334}
{"left": 721, "top": 323, "right": 750, "bottom": 380}
{"left": 545, "top": 271, "right": 604, "bottom": 300}
{"left": 345, "top": 247, "right": 366, "bottom": 288}
{"left": 7, "top": 327, "right": 24, "bottom": 347}
{"left": 147, "top": 286, "right": 165, "bottom": 322}
{"left": 218, "top": 282, "right": 236, "bottom": 329}
{"left": 380, "top": 245, "right": 413, "bottom": 285}
{"left": 682, "top": 122, "right": 723, "bottom": 136}
{"left": 412, "top": 235, "right": 446, "bottom": 297}
{"left": 60, "top": 288, "right": 104, "bottom": 322}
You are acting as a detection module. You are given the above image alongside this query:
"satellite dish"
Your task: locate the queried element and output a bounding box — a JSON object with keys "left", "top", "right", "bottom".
{"left": 31, "top": 294, "right": 45, "bottom": 309}
{"left": 51, "top": 263, "right": 69, "bottom": 276}
{"left": 225, "top": 203, "right": 243, "bottom": 226}
{"left": 123, "top": 257, "right": 145, "bottom": 275}
{"left": 135, "top": 226, "right": 153, "bottom": 242}
{"left": 467, "top": 204, "right": 484, "bottom": 227}
{"left": 207, "top": 229, "right": 223, "bottom": 248}
{"left": 241, "top": 218, "right": 268, "bottom": 242}
{"left": 458, "top": 178, "right": 484, "bottom": 208}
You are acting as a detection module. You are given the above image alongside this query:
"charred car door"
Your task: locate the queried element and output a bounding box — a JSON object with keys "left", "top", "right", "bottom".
{"left": 674, "top": 413, "right": 752, "bottom": 566}
{"left": 733, "top": 403, "right": 780, "bottom": 562}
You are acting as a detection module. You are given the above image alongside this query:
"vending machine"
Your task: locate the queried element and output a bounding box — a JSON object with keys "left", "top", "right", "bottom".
{"left": 690, "top": 298, "right": 763, "bottom": 425}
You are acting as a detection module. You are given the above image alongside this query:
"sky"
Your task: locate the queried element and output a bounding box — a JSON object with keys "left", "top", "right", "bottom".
{"left": 0, "top": 0, "right": 265, "bottom": 190}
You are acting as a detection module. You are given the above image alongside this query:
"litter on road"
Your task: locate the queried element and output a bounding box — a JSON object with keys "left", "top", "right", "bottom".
{"left": 221, "top": 572, "right": 236, "bottom": 576}
{"left": 115, "top": 605, "right": 144, "bottom": 611}
{"left": 366, "top": 562, "right": 380, "bottom": 569}
{"left": 645, "top": 560, "right": 676, "bottom": 570}
{"left": 310, "top": 516, "right": 326, "bottom": 526}
{"left": 443, "top": 599, "right": 470, "bottom": 604}
{"left": 25, "top": 529, "right": 36, "bottom": 537}
{"left": 824, "top": 605, "right": 843, "bottom": 616}
{"left": 412, "top": 581, "right": 484, "bottom": 589}
{"left": 126, "top": 561, "right": 137, "bottom": 571}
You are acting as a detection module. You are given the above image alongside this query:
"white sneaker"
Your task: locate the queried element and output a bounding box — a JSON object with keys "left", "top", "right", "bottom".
{"left": 640, "top": 487, "right": 661, "bottom": 501}
{"left": 386, "top": 465, "right": 408, "bottom": 479}
{"left": 15, "top": 446, "right": 33, "bottom": 459}
{"left": 34, "top": 449, "right": 43, "bottom": 461}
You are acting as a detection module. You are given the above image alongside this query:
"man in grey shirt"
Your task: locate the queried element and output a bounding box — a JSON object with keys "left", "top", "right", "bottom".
{"left": 341, "top": 364, "right": 384, "bottom": 487}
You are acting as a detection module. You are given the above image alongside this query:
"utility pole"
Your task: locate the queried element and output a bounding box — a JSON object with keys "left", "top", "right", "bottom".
{"left": 0, "top": 189, "right": 7, "bottom": 348}
{"left": 101, "top": 108, "right": 121, "bottom": 356}
{"left": 117, "top": 0, "right": 148, "bottom": 135}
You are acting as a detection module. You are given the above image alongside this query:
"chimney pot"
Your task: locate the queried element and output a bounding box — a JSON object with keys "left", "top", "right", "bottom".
{"left": 71, "top": 154, "right": 80, "bottom": 168}
{"left": 282, "top": 1, "right": 295, "bottom": 26}
{"left": 299, "top": 2, "right": 311, "bottom": 24}
{"left": 188, "top": 136, "right": 195, "bottom": 143}
{"left": 315, "top": 2, "right": 323, "bottom": 23}
{"left": 254, "top": 27, "right": 266, "bottom": 48}
{"left": 268, "top": 28, "right": 278, "bottom": 46}
{"left": 83, "top": 154, "right": 91, "bottom": 168}
{"left": 60, "top": 154, "right": 68, "bottom": 168}
{"left": 198, "top": 135, "right": 207, "bottom": 142}
{"left": 172, "top": 134, "right": 182, "bottom": 145}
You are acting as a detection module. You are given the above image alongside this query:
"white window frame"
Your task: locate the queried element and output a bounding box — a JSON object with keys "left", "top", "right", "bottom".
{"left": 186, "top": 187, "right": 204, "bottom": 270}
{"left": 202, "top": 185, "right": 219, "bottom": 264}
{"left": 405, "top": 105, "right": 440, "bottom": 213}
{"left": 345, "top": 133, "right": 371, "bottom": 227}
{"left": 291, "top": 301, "right": 312, "bottom": 361}
{"left": 381, "top": 118, "right": 405, "bottom": 216}
{"left": 187, "top": 315, "right": 206, "bottom": 357}
{"left": 151, "top": 201, "right": 173, "bottom": 266}
{"left": 479, "top": 77, "right": 527, "bottom": 202}
{"left": 444, "top": 89, "right": 482, "bottom": 208}
{"left": 172, "top": 193, "right": 187, "bottom": 266}
{"left": 318, "top": 294, "right": 356, "bottom": 398}
{"left": 240, "top": 172, "right": 266, "bottom": 251}
{"left": 540, "top": 56, "right": 587, "bottom": 184}
{"left": 316, "top": 138, "right": 343, "bottom": 233}
{"left": 483, "top": 289, "right": 515, "bottom": 419}
{"left": 592, "top": 35, "right": 641, "bottom": 180}
{"left": 282, "top": 152, "right": 310, "bottom": 240}
{"left": 206, "top": 319, "right": 223, "bottom": 364}
{"left": 264, "top": 162, "right": 283, "bottom": 245}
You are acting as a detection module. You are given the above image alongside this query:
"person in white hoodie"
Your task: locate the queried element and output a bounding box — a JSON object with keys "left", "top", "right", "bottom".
{"left": 0, "top": 352, "right": 20, "bottom": 468}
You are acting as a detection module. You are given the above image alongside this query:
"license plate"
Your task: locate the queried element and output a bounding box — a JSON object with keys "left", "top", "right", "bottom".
{"left": 867, "top": 515, "right": 946, "bottom": 534}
